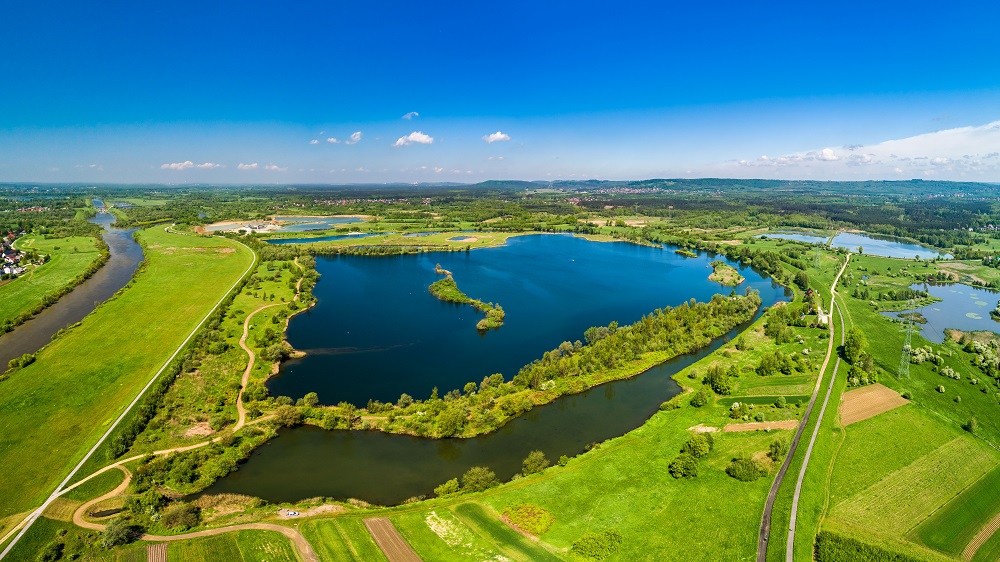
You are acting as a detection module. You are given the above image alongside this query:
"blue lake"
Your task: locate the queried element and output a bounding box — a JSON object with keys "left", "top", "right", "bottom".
{"left": 831, "top": 232, "right": 951, "bottom": 260}
{"left": 884, "top": 283, "right": 1000, "bottom": 344}
{"left": 266, "top": 232, "right": 386, "bottom": 245}
{"left": 272, "top": 215, "right": 364, "bottom": 232}
{"left": 207, "top": 235, "right": 789, "bottom": 505}
{"left": 267, "top": 234, "right": 788, "bottom": 406}
{"left": 757, "top": 232, "right": 829, "bottom": 244}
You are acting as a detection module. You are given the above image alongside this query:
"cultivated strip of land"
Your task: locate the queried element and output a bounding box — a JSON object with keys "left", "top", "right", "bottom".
{"left": 840, "top": 384, "right": 909, "bottom": 426}
{"left": 364, "top": 518, "right": 423, "bottom": 562}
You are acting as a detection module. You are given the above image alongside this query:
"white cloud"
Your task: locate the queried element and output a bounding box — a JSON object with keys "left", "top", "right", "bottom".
{"left": 721, "top": 119, "right": 1000, "bottom": 180}
{"left": 309, "top": 139, "right": 319, "bottom": 145}
{"left": 434, "top": 167, "right": 444, "bottom": 173}
{"left": 238, "top": 163, "right": 258, "bottom": 170}
{"left": 264, "top": 164, "right": 287, "bottom": 171}
{"left": 355, "top": 167, "right": 368, "bottom": 172}
{"left": 162, "top": 161, "right": 194, "bottom": 170}
{"left": 402, "top": 111, "right": 419, "bottom": 120}
{"left": 488, "top": 156, "right": 505, "bottom": 161}
{"left": 482, "top": 131, "right": 511, "bottom": 143}
{"left": 326, "top": 137, "right": 339, "bottom": 144}
{"left": 161, "top": 161, "right": 222, "bottom": 170}
{"left": 816, "top": 148, "right": 839, "bottom": 161}
{"left": 394, "top": 131, "right": 434, "bottom": 147}
{"left": 345, "top": 131, "right": 363, "bottom": 145}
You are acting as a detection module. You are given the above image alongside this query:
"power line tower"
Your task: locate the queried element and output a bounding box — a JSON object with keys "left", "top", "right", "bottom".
{"left": 813, "top": 250, "right": 822, "bottom": 269}
{"left": 897, "top": 299, "right": 915, "bottom": 379}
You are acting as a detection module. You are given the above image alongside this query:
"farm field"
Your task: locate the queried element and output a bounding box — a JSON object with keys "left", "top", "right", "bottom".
{"left": 840, "top": 383, "right": 909, "bottom": 425}
{"left": 166, "top": 530, "right": 299, "bottom": 562}
{"left": 1, "top": 234, "right": 102, "bottom": 320}
{"left": 0, "top": 227, "right": 253, "bottom": 528}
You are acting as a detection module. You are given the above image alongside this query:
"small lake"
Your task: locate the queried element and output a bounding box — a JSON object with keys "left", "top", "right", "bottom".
{"left": 883, "top": 283, "right": 1000, "bottom": 344}
{"left": 204, "top": 235, "right": 788, "bottom": 505}
{"left": 267, "top": 234, "right": 788, "bottom": 406}
{"left": 831, "top": 232, "right": 950, "bottom": 260}
{"left": 757, "top": 232, "right": 829, "bottom": 244}
{"left": 272, "top": 216, "right": 364, "bottom": 232}
{"left": 0, "top": 199, "right": 144, "bottom": 367}
{"left": 266, "top": 232, "right": 387, "bottom": 245}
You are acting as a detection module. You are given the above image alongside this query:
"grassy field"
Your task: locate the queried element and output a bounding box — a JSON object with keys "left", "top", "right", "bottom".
{"left": 392, "top": 509, "right": 511, "bottom": 561}
{"left": 1, "top": 234, "right": 102, "bottom": 321}
{"left": 300, "top": 518, "right": 388, "bottom": 562}
{"left": 913, "top": 465, "right": 1000, "bottom": 556}
{"left": 166, "top": 530, "right": 299, "bottom": 561}
{"left": 0, "top": 227, "right": 253, "bottom": 524}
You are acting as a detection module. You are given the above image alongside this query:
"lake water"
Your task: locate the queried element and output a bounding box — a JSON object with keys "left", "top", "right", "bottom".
{"left": 883, "top": 283, "right": 1000, "bottom": 344}
{"left": 0, "top": 199, "right": 144, "bottom": 367}
{"left": 831, "top": 232, "right": 951, "bottom": 260}
{"left": 203, "top": 236, "right": 788, "bottom": 504}
{"left": 266, "top": 234, "right": 789, "bottom": 406}
{"left": 266, "top": 232, "right": 387, "bottom": 245}
{"left": 272, "top": 216, "right": 364, "bottom": 232}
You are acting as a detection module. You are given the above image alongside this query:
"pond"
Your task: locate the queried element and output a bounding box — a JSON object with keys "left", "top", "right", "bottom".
{"left": 266, "top": 232, "right": 388, "bottom": 245}
{"left": 831, "top": 232, "right": 951, "bottom": 260}
{"left": 202, "top": 235, "right": 789, "bottom": 505}
{"left": 271, "top": 216, "right": 364, "bottom": 232}
{"left": 0, "top": 199, "right": 144, "bottom": 367}
{"left": 883, "top": 283, "right": 1000, "bottom": 344}
{"left": 757, "top": 232, "right": 829, "bottom": 244}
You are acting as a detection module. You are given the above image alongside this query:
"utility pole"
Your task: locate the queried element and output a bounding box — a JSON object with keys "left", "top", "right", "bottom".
{"left": 897, "top": 299, "right": 914, "bottom": 379}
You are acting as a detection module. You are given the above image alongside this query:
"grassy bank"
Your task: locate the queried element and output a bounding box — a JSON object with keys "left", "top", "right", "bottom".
{"left": 0, "top": 234, "right": 107, "bottom": 334}
{"left": 0, "top": 226, "right": 253, "bottom": 524}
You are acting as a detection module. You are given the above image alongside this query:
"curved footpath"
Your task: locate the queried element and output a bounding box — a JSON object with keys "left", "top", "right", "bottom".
{"left": 0, "top": 242, "right": 316, "bottom": 559}
{"left": 757, "top": 254, "right": 850, "bottom": 562}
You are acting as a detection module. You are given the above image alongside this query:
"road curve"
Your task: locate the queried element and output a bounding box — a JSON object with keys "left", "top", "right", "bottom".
{"left": 757, "top": 254, "right": 850, "bottom": 562}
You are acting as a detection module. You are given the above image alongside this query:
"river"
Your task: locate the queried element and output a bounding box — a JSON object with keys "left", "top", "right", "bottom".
{"left": 0, "top": 199, "right": 143, "bottom": 367}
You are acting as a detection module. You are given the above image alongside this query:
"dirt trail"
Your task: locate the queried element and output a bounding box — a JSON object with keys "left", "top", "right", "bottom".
{"left": 235, "top": 302, "right": 283, "bottom": 430}
{"left": 364, "top": 518, "right": 422, "bottom": 562}
{"left": 70, "top": 464, "right": 318, "bottom": 561}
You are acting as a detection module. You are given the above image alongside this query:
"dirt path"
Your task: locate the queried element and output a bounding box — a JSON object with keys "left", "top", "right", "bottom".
{"left": 364, "top": 518, "right": 422, "bottom": 562}
{"left": 72, "top": 466, "right": 130, "bottom": 531}
{"left": 236, "top": 302, "right": 283, "bottom": 430}
{"left": 70, "top": 463, "right": 318, "bottom": 561}
{"left": 757, "top": 254, "right": 850, "bottom": 562}
{"left": 724, "top": 420, "right": 799, "bottom": 432}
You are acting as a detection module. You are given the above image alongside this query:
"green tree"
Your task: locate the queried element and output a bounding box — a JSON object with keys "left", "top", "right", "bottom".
{"left": 668, "top": 453, "right": 699, "bottom": 479}
{"left": 843, "top": 327, "right": 868, "bottom": 364}
{"left": 795, "top": 270, "right": 809, "bottom": 291}
{"left": 274, "top": 405, "right": 303, "bottom": 427}
{"left": 300, "top": 392, "right": 319, "bottom": 408}
{"left": 160, "top": 502, "right": 200, "bottom": 530}
{"left": 101, "top": 517, "right": 143, "bottom": 548}
{"left": 681, "top": 434, "right": 714, "bottom": 458}
{"left": 521, "top": 450, "right": 551, "bottom": 476}
{"left": 461, "top": 466, "right": 499, "bottom": 492}
{"left": 434, "top": 478, "right": 460, "bottom": 497}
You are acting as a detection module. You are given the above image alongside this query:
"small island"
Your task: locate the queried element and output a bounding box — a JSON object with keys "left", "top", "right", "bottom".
{"left": 430, "top": 264, "right": 505, "bottom": 330}
{"left": 709, "top": 260, "right": 745, "bottom": 286}
{"left": 675, "top": 248, "right": 697, "bottom": 258}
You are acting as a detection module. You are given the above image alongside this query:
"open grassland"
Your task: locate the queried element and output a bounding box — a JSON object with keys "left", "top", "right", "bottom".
{"left": 830, "top": 436, "right": 997, "bottom": 535}
{"left": 1, "top": 234, "right": 102, "bottom": 320}
{"left": 392, "top": 509, "right": 510, "bottom": 562}
{"left": 301, "top": 518, "right": 388, "bottom": 562}
{"left": 166, "top": 530, "right": 299, "bottom": 562}
{"left": 913, "top": 465, "right": 1000, "bottom": 557}
{"left": 0, "top": 227, "right": 252, "bottom": 521}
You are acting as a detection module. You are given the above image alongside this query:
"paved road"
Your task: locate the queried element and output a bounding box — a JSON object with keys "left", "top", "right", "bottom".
{"left": 786, "top": 298, "right": 846, "bottom": 560}
{"left": 757, "top": 255, "right": 850, "bottom": 562}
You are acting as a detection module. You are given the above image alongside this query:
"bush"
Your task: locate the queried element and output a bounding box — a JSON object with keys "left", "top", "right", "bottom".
{"left": 963, "top": 417, "right": 978, "bottom": 434}
{"left": 768, "top": 438, "right": 789, "bottom": 462}
{"left": 461, "top": 466, "right": 499, "bottom": 492}
{"left": 680, "top": 434, "right": 714, "bottom": 458}
{"left": 274, "top": 405, "right": 303, "bottom": 427}
{"left": 433, "top": 478, "right": 460, "bottom": 497}
{"left": 689, "top": 385, "right": 711, "bottom": 408}
{"left": 160, "top": 502, "right": 200, "bottom": 530}
{"left": 101, "top": 517, "right": 143, "bottom": 548}
{"left": 726, "top": 456, "right": 766, "bottom": 482}
{"left": 558, "top": 455, "right": 570, "bottom": 467}
{"left": 37, "top": 541, "right": 63, "bottom": 562}
{"left": 571, "top": 529, "right": 623, "bottom": 560}
{"left": 668, "top": 453, "right": 698, "bottom": 479}
{"left": 521, "top": 450, "right": 550, "bottom": 476}
{"left": 501, "top": 503, "right": 554, "bottom": 536}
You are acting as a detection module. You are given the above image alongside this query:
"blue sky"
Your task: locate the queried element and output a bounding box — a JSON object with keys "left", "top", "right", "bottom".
{"left": 3, "top": 0, "right": 1000, "bottom": 183}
